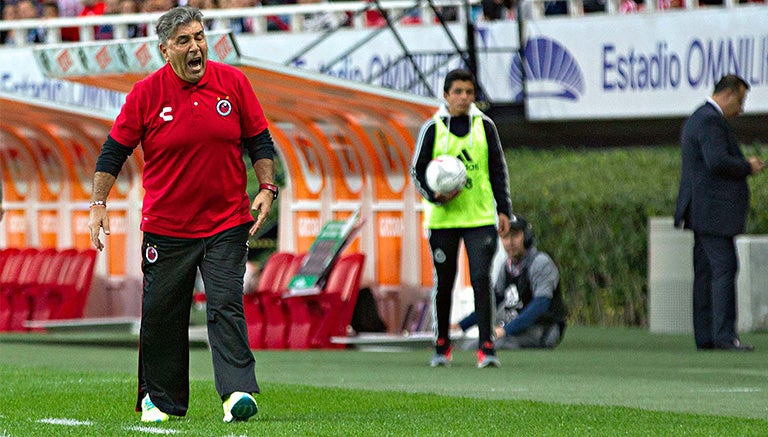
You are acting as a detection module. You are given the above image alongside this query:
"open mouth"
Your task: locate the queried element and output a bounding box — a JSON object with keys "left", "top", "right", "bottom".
{"left": 188, "top": 58, "right": 203, "bottom": 71}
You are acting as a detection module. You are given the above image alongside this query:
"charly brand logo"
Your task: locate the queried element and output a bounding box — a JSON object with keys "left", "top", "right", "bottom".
{"left": 510, "top": 37, "right": 585, "bottom": 102}
{"left": 159, "top": 106, "right": 173, "bottom": 121}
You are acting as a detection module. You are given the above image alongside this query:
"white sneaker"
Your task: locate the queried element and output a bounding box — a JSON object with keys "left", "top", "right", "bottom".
{"left": 141, "top": 394, "right": 170, "bottom": 423}
{"left": 222, "top": 391, "right": 258, "bottom": 422}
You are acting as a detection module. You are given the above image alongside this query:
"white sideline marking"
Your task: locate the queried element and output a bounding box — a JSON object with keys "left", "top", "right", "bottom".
{"left": 37, "top": 418, "right": 92, "bottom": 426}
{"left": 697, "top": 387, "right": 761, "bottom": 393}
{"left": 47, "top": 377, "right": 126, "bottom": 387}
{"left": 681, "top": 368, "right": 768, "bottom": 377}
{"left": 126, "top": 425, "right": 180, "bottom": 434}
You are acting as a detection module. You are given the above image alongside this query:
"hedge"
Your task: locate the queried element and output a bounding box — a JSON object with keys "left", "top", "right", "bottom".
{"left": 249, "top": 144, "right": 768, "bottom": 327}
{"left": 505, "top": 144, "right": 768, "bottom": 327}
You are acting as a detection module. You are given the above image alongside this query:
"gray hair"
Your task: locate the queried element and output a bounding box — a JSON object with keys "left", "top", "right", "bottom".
{"left": 155, "top": 6, "right": 204, "bottom": 45}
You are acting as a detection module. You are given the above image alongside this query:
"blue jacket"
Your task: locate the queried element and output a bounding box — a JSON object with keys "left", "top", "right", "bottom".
{"left": 674, "top": 101, "right": 752, "bottom": 237}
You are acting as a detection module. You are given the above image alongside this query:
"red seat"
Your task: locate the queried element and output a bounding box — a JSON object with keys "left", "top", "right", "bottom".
{"left": 0, "top": 248, "right": 21, "bottom": 330}
{"left": 0, "top": 248, "right": 19, "bottom": 274}
{"left": 27, "top": 249, "right": 96, "bottom": 321}
{"left": 243, "top": 252, "right": 295, "bottom": 349}
{"left": 284, "top": 253, "right": 366, "bottom": 349}
{"left": 0, "top": 248, "right": 36, "bottom": 331}
{"left": 53, "top": 249, "right": 97, "bottom": 319}
{"left": 260, "top": 253, "right": 305, "bottom": 349}
{"left": 283, "top": 287, "right": 316, "bottom": 350}
{"left": 26, "top": 249, "right": 79, "bottom": 323}
{"left": 322, "top": 253, "right": 366, "bottom": 347}
{"left": 6, "top": 249, "right": 55, "bottom": 331}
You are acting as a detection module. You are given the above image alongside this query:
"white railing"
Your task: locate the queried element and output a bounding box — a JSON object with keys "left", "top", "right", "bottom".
{"left": 0, "top": 0, "right": 478, "bottom": 47}
{"left": 2, "top": 0, "right": 762, "bottom": 48}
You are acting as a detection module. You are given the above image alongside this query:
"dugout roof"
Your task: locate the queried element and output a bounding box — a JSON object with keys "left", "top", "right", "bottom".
{"left": 1, "top": 33, "right": 445, "bottom": 302}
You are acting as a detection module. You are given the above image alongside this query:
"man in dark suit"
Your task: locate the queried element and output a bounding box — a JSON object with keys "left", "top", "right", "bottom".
{"left": 674, "top": 74, "right": 764, "bottom": 352}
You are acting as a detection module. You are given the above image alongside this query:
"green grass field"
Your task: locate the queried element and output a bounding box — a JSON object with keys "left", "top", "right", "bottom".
{"left": 1, "top": 326, "right": 768, "bottom": 436}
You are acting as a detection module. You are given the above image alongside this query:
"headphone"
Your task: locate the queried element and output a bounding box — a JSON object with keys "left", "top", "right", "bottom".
{"left": 509, "top": 214, "right": 535, "bottom": 249}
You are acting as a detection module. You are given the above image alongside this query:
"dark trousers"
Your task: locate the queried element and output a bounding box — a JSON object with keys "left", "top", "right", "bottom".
{"left": 136, "top": 223, "right": 259, "bottom": 416}
{"left": 428, "top": 226, "right": 498, "bottom": 350}
{"left": 692, "top": 232, "right": 739, "bottom": 349}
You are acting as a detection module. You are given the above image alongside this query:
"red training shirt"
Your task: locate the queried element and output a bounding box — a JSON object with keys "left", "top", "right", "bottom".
{"left": 110, "top": 61, "right": 269, "bottom": 238}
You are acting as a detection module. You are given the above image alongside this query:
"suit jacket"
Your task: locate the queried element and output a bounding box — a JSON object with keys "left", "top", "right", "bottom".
{"left": 674, "top": 101, "right": 752, "bottom": 237}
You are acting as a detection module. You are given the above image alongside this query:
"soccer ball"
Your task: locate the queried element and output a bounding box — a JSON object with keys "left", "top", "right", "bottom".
{"left": 425, "top": 155, "right": 467, "bottom": 195}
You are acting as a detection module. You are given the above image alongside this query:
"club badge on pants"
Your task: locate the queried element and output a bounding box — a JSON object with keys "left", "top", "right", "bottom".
{"left": 145, "top": 245, "right": 159, "bottom": 263}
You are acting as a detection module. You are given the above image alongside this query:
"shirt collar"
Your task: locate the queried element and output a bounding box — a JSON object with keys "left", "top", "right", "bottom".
{"left": 707, "top": 97, "right": 723, "bottom": 115}
{"left": 165, "top": 61, "right": 210, "bottom": 90}
{"left": 435, "top": 102, "right": 483, "bottom": 118}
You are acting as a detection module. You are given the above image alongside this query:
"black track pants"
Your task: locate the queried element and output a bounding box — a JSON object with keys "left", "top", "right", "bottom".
{"left": 136, "top": 222, "right": 259, "bottom": 416}
{"left": 428, "top": 225, "right": 498, "bottom": 350}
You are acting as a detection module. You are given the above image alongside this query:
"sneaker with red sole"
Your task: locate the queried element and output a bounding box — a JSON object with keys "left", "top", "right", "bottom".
{"left": 477, "top": 341, "right": 500, "bottom": 368}
{"left": 430, "top": 348, "right": 453, "bottom": 367}
{"left": 430, "top": 338, "right": 452, "bottom": 367}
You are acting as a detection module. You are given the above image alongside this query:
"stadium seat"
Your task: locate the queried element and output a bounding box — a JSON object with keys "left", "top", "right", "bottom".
{"left": 27, "top": 249, "right": 97, "bottom": 321}
{"left": 26, "top": 249, "right": 78, "bottom": 323}
{"left": 282, "top": 284, "right": 317, "bottom": 350}
{"left": 284, "top": 253, "right": 365, "bottom": 349}
{"left": 313, "top": 252, "right": 365, "bottom": 348}
{"left": 5, "top": 249, "right": 55, "bottom": 331}
{"left": 260, "top": 253, "right": 306, "bottom": 349}
{"left": 243, "top": 251, "right": 295, "bottom": 349}
{"left": 54, "top": 249, "right": 98, "bottom": 319}
{"left": 0, "top": 248, "right": 20, "bottom": 331}
{"left": 0, "top": 248, "right": 19, "bottom": 274}
{"left": 0, "top": 248, "right": 37, "bottom": 332}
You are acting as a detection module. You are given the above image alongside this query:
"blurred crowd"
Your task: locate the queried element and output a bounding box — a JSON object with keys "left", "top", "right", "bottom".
{"left": 1, "top": 0, "right": 478, "bottom": 45}
{"left": 2, "top": 0, "right": 171, "bottom": 44}
{"left": 542, "top": 0, "right": 764, "bottom": 15}
{"left": 0, "top": 0, "right": 368, "bottom": 44}
{"left": 1, "top": 0, "right": 765, "bottom": 45}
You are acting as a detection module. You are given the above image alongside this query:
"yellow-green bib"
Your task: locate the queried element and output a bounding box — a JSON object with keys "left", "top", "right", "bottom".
{"left": 423, "top": 114, "right": 497, "bottom": 229}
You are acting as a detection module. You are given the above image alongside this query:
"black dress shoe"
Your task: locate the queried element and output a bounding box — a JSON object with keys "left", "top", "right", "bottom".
{"left": 715, "top": 340, "right": 754, "bottom": 352}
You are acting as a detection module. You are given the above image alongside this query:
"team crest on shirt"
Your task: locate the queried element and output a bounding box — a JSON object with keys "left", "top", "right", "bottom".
{"left": 145, "top": 245, "right": 159, "bottom": 263}
{"left": 216, "top": 96, "right": 232, "bottom": 116}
